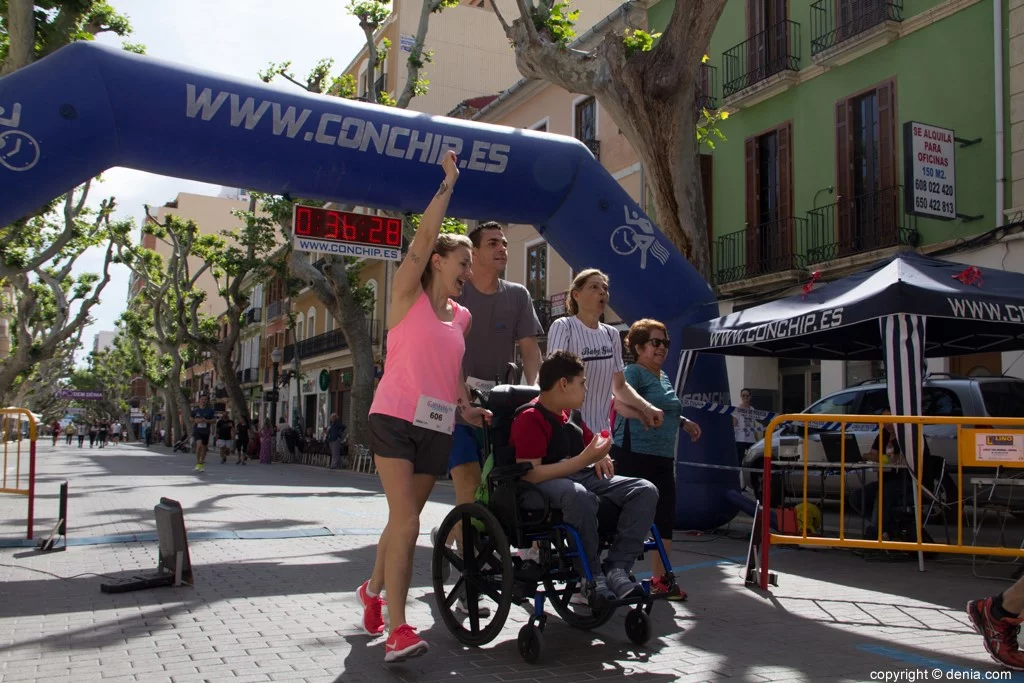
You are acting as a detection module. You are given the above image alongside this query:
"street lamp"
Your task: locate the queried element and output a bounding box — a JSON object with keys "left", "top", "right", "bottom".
{"left": 270, "top": 347, "right": 282, "bottom": 429}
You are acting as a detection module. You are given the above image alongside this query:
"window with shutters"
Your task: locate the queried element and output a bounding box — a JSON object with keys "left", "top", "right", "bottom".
{"left": 743, "top": 122, "right": 795, "bottom": 278}
{"left": 573, "top": 97, "right": 598, "bottom": 159}
{"left": 833, "top": 79, "right": 899, "bottom": 257}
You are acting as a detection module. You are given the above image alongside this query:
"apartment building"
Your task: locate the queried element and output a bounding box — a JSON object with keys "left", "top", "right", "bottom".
{"left": 280, "top": 0, "right": 625, "bottom": 436}
{"left": 471, "top": 0, "right": 662, "bottom": 345}
{"left": 667, "top": 0, "right": 1017, "bottom": 411}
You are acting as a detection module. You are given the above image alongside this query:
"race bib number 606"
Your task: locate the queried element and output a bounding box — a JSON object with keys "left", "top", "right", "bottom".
{"left": 413, "top": 395, "right": 456, "bottom": 435}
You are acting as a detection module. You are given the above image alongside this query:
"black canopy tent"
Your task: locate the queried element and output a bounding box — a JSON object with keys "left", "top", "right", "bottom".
{"left": 677, "top": 250, "right": 1024, "bottom": 476}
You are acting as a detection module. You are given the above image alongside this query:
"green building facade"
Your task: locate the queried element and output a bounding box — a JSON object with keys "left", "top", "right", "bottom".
{"left": 650, "top": 0, "right": 1003, "bottom": 291}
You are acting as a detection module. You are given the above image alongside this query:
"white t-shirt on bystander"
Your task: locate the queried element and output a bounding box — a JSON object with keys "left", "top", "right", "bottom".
{"left": 546, "top": 316, "right": 624, "bottom": 433}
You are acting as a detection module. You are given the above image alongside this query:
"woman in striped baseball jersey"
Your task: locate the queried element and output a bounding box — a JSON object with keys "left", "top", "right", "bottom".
{"left": 546, "top": 269, "right": 663, "bottom": 434}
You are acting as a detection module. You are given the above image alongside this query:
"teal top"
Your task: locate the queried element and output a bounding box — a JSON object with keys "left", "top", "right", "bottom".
{"left": 612, "top": 364, "right": 682, "bottom": 458}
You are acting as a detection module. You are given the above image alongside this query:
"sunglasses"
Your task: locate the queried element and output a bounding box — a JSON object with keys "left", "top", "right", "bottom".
{"left": 647, "top": 338, "right": 671, "bottom": 349}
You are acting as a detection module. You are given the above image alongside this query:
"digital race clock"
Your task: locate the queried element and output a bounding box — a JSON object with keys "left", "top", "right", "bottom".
{"left": 292, "top": 205, "right": 404, "bottom": 261}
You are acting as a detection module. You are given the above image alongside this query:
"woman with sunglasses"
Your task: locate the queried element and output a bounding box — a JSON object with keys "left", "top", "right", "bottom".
{"left": 610, "top": 318, "right": 701, "bottom": 598}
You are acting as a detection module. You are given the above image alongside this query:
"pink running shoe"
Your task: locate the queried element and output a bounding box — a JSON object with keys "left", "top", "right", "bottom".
{"left": 384, "top": 624, "right": 428, "bottom": 663}
{"left": 356, "top": 580, "right": 386, "bottom": 636}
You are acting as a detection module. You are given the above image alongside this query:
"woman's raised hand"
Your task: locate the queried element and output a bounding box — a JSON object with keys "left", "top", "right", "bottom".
{"left": 441, "top": 149, "right": 459, "bottom": 185}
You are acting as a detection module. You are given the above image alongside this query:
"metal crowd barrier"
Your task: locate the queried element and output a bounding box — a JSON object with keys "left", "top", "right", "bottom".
{"left": 757, "top": 413, "right": 1024, "bottom": 590}
{"left": 1, "top": 408, "right": 38, "bottom": 540}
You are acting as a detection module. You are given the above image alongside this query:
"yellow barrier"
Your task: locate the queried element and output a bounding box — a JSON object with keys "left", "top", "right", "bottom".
{"left": 758, "top": 413, "right": 1024, "bottom": 590}
{"left": 0, "top": 408, "right": 37, "bottom": 540}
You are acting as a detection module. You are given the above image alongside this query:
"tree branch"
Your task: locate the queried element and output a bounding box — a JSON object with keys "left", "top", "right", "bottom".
{"left": 395, "top": 1, "right": 437, "bottom": 109}
{"left": 489, "top": 0, "right": 512, "bottom": 35}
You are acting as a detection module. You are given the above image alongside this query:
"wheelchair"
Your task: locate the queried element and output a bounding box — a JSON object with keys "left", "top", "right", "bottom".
{"left": 430, "top": 384, "right": 683, "bottom": 663}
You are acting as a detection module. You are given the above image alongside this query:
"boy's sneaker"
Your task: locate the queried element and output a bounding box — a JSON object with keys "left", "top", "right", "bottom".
{"left": 384, "top": 624, "right": 428, "bottom": 663}
{"left": 606, "top": 568, "right": 644, "bottom": 600}
{"left": 651, "top": 575, "right": 686, "bottom": 601}
{"left": 356, "top": 580, "right": 386, "bottom": 636}
{"left": 967, "top": 597, "right": 1024, "bottom": 670}
{"left": 586, "top": 574, "right": 617, "bottom": 606}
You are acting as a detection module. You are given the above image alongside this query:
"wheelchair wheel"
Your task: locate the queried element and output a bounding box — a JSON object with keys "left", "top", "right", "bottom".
{"left": 517, "top": 624, "right": 543, "bottom": 664}
{"left": 543, "top": 576, "right": 615, "bottom": 630}
{"left": 624, "top": 607, "right": 651, "bottom": 645}
{"left": 431, "top": 503, "right": 514, "bottom": 647}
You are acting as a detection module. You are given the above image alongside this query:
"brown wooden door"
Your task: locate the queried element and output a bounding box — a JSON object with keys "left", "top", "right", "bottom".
{"left": 744, "top": 136, "right": 760, "bottom": 276}
{"left": 776, "top": 123, "right": 794, "bottom": 270}
{"left": 875, "top": 80, "right": 898, "bottom": 249}
{"left": 835, "top": 99, "right": 853, "bottom": 255}
{"left": 951, "top": 352, "right": 1003, "bottom": 377}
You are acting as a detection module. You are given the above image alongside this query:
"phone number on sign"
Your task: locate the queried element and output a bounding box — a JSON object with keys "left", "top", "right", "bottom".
{"left": 870, "top": 670, "right": 1012, "bottom": 682}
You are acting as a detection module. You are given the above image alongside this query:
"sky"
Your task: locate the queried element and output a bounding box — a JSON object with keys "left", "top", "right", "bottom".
{"left": 71, "top": 0, "right": 368, "bottom": 361}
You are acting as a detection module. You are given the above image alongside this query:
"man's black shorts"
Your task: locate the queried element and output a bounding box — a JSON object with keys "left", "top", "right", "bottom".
{"left": 193, "top": 431, "right": 210, "bottom": 446}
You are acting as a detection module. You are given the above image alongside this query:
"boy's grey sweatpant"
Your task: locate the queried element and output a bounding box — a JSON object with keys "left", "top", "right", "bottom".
{"left": 533, "top": 469, "right": 658, "bottom": 576}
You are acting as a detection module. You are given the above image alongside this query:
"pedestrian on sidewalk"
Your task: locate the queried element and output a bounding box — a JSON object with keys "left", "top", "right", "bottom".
{"left": 235, "top": 417, "right": 250, "bottom": 464}
{"left": 191, "top": 395, "right": 214, "bottom": 472}
{"left": 98, "top": 422, "right": 108, "bottom": 448}
{"left": 215, "top": 412, "right": 234, "bottom": 464}
{"left": 259, "top": 420, "right": 274, "bottom": 464}
{"left": 328, "top": 413, "right": 346, "bottom": 469}
{"left": 64, "top": 422, "right": 76, "bottom": 445}
{"left": 88, "top": 423, "right": 97, "bottom": 448}
{"left": 356, "top": 152, "right": 490, "bottom": 664}
{"left": 76, "top": 425, "right": 85, "bottom": 448}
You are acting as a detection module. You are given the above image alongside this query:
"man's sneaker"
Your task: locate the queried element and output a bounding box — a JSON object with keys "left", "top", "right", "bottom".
{"left": 606, "top": 568, "right": 644, "bottom": 600}
{"left": 651, "top": 575, "right": 686, "bottom": 601}
{"left": 356, "top": 580, "right": 386, "bottom": 636}
{"left": 586, "top": 574, "right": 617, "bottom": 606}
{"left": 967, "top": 598, "right": 1024, "bottom": 670}
{"left": 430, "top": 527, "right": 451, "bottom": 582}
{"left": 193, "top": 464, "right": 201, "bottom": 471}
{"left": 197, "top": 464, "right": 205, "bottom": 472}
{"left": 456, "top": 594, "right": 491, "bottom": 618}
{"left": 384, "top": 624, "right": 428, "bottom": 663}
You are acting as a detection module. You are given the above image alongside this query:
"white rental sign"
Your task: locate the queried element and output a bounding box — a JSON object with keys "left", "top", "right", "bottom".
{"left": 904, "top": 121, "right": 956, "bottom": 221}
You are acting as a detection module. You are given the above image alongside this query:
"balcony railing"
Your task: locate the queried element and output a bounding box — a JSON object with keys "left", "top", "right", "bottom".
{"left": 696, "top": 63, "right": 719, "bottom": 113}
{"left": 581, "top": 138, "right": 600, "bottom": 160}
{"left": 713, "top": 216, "right": 807, "bottom": 285}
{"left": 244, "top": 307, "right": 261, "bottom": 326}
{"left": 804, "top": 185, "right": 916, "bottom": 264}
{"left": 266, "top": 300, "right": 283, "bottom": 321}
{"left": 283, "top": 319, "right": 380, "bottom": 364}
{"left": 810, "top": 0, "right": 903, "bottom": 56}
{"left": 723, "top": 20, "right": 802, "bottom": 98}
{"left": 242, "top": 368, "right": 258, "bottom": 384}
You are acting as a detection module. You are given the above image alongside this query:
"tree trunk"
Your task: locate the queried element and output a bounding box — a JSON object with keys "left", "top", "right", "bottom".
{"left": 0, "top": 0, "right": 35, "bottom": 76}
{"left": 216, "top": 351, "right": 250, "bottom": 422}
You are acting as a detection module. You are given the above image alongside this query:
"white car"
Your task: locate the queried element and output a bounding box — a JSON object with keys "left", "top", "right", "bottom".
{"left": 741, "top": 376, "right": 1024, "bottom": 512}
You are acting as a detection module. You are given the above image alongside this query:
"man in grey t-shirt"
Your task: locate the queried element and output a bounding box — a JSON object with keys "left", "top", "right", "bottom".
{"left": 434, "top": 222, "right": 543, "bottom": 610}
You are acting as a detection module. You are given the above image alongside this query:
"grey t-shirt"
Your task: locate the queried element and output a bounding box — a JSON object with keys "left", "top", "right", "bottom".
{"left": 457, "top": 279, "right": 543, "bottom": 387}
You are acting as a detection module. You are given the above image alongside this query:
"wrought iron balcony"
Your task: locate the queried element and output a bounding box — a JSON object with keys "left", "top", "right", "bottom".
{"left": 284, "top": 319, "right": 380, "bottom": 363}
{"left": 374, "top": 72, "right": 387, "bottom": 96}
{"left": 811, "top": 0, "right": 903, "bottom": 57}
{"left": 244, "top": 307, "right": 261, "bottom": 326}
{"left": 581, "top": 138, "right": 600, "bottom": 160}
{"left": 803, "top": 185, "right": 917, "bottom": 264}
{"left": 266, "top": 300, "right": 283, "bottom": 321}
{"left": 723, "top": 19, "right": 802, "bottom": 99}
{"left": 241, "top": 368, "right": 258, "bottom": 384}
{"left": 696, "top": 63, "right": 719, "bottom": 113}
{"left": 713, "top": 216, "right": 807, "bottom": 285}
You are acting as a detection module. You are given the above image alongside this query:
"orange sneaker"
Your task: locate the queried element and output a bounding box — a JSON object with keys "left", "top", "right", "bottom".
{"left": 356, "top": 580, "right": 386, "bottom": 636}
{"left": 967, "top": 597, "right": 1024, "bottom": 670}
{"left": 384, "top": 624, "right": 428, "bottom": 663}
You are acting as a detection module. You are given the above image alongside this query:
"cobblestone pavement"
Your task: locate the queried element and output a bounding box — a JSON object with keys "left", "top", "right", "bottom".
{"left": 0, "top": 439, "right": 1022, "bottom": 682}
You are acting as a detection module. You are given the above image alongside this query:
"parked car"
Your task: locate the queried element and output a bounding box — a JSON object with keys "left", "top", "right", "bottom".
{"left": 742, "top": 375, "right": 1024, "bottom": 513}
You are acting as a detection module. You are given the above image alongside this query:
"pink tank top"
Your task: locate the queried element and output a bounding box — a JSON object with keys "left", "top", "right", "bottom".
{"left": 370, "top": 290, "right": 471, "bottom": 423}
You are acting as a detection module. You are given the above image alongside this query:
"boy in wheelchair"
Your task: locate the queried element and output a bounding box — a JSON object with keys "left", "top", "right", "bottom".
{"left": 509, "top": 350, "right": 659, "bottom": 605}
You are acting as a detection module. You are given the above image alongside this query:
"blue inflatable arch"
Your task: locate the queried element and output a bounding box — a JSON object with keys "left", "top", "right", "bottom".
{"left": 0, "top": 42, "right": 736, "bottom": 529}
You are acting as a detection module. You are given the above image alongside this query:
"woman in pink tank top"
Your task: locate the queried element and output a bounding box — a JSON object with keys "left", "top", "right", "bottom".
{"left": 356, "top": 151, "right": 491, "bottom": 664}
